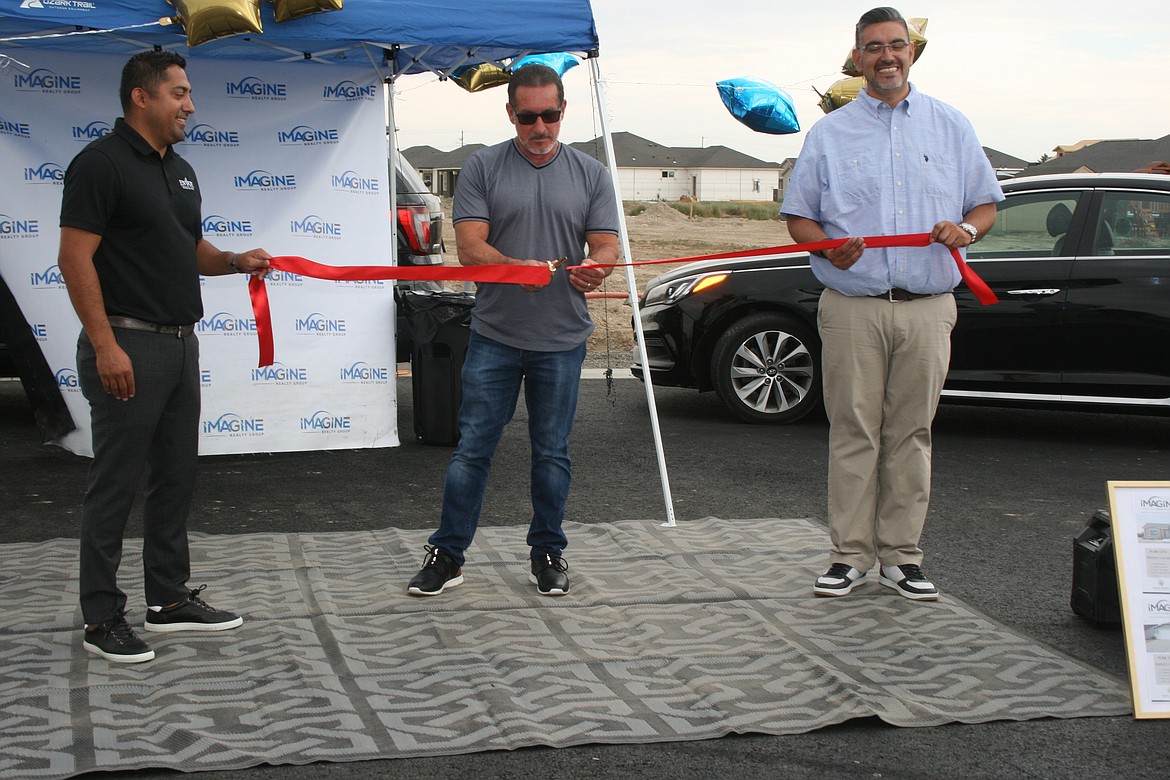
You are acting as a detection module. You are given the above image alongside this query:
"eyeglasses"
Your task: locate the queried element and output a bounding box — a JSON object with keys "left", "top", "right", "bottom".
{"left": 512, "top": 109, "right": 563, "bottom": 125}
{"left": 860, "top": 40, "right": 910, "bottom": 54}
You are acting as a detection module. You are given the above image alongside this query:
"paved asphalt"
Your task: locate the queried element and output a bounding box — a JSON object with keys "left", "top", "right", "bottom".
{"left": 3, "top": 370, "right": 1170, "bottom": 780}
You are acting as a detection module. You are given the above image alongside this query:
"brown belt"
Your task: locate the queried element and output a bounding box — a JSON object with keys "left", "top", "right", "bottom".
{"left": 868, "top": 288, "right": 939, "bottom": 302}
{"left": 107, "top": 315, "right": 195, "bottom": 337}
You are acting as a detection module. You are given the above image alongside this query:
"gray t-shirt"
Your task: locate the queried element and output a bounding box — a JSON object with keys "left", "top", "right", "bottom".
{"left": 452, "top": 139, "right": 619, "bottom": 351}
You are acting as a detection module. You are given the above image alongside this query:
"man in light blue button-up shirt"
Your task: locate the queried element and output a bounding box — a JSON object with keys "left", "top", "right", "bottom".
{"left": 782, "top": 6, "right": 1003, "bottom": 603}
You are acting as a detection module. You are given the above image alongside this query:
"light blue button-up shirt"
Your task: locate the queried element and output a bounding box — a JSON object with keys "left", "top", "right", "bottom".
{"left": 781, "top": 84, "right": 1003, "bottom": 296}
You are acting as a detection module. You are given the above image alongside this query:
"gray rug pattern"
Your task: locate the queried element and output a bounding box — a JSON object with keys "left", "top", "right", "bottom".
{"left": 0, "top": 517, "right": 1131, "bottom": 778}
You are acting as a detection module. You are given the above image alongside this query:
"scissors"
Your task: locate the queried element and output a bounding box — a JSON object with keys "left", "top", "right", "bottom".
{"left": 546, "top": 256, "right": 569, "bottom": 274}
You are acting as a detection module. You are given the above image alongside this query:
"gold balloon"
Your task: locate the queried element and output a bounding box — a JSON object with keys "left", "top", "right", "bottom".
{"left": 170, "top": 0, "right": 262, "bottom": 47}
{"left": 450, "top": 63, "right": 510, "bottom": 93}
{"left": 842, "top": 17, "right": 928, "bottom": 78}
{"left": 817, "top": 76, "right": 864, "bottom": 114}
{"left": 272, "top": 0, "right": 343, "bottom": 23}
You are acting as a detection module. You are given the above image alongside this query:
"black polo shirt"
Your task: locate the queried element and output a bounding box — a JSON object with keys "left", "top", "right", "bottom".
{"left": 60, "top": 117, "right": 204, "bottom": 325}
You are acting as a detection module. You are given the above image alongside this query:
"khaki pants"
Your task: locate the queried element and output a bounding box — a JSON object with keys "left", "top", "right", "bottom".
{"left": 816, "top": 288, "right": 956, "bottom": 571}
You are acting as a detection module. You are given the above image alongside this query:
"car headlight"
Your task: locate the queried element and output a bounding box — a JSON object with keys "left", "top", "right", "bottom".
{"left": 643, "top": 273, "right": 730, "bottom": 306}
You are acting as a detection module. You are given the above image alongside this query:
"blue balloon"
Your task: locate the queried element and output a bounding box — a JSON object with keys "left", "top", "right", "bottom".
{"left": 716, "top": 76, "right": 800, "bottom": 135}
{"left": 511, "top": 52, "right": 579, "bottom": 76}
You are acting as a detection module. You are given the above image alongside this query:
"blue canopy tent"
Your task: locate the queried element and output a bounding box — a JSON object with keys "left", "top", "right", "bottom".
{"left": 0, "top": 0, "right": 677, "bottom": 523}
{"left": 0, "top": 1, "right": 599, "bottom": 71}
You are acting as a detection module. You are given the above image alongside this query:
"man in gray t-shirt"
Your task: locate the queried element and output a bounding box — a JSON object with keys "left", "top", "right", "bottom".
{"left": 407, "top": 64, "right": 620, "bottom": 598}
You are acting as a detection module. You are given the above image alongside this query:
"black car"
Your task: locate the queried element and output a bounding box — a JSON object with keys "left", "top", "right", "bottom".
{"left": 391, "top": 152, "right": 449, "bottom": 362}
{"left": 392, "top": 150, "right": 445, "bottom": 282}
{"left": 632, "top": 172, "right": 1170, "bottom": 423}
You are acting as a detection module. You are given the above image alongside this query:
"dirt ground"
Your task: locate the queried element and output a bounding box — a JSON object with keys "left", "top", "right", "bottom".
{"left": 441, "top": 201, "right": 792, "bottom": 359}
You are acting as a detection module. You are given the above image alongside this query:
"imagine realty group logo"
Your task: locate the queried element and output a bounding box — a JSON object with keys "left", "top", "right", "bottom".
{"left": 202, "top": 412, "right": 265, "bottom": 438}
{"left": 225, "top": 75, "right": 287, "bottom": 101}
{"left": 197, "top": 311, "right": 256, "bottom": 336}
{"left": 299, "top": 409, "right": 351, "bottom": 434}
{"left": 2, "top": 214, "right": 40, "bottom": 241}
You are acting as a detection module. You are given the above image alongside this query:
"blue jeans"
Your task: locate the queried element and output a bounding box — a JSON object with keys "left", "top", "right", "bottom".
{"left": 428, "top": 331, "right": 586, "bottom": 566}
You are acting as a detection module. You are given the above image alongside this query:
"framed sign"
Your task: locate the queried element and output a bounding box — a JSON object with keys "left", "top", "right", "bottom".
{"left": 1107, "top": 480, "right": 1170, "bottom": 718}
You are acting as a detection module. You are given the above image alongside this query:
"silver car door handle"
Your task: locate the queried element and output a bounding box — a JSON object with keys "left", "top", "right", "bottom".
{"left": 1006, "top": 288, "right": 1061, "bottom": 295}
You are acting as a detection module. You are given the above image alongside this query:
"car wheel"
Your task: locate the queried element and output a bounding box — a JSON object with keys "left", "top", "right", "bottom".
{"left": 710, "top": 312, "right": 821, "bottom": 424}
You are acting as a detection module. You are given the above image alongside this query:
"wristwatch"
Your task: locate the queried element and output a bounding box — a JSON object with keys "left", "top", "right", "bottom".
{"left": 957, "top": 222, "right": 978, "bottom": 241}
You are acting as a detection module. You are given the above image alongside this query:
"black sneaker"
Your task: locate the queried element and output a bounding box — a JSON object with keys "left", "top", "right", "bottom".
{"left": 83, "top": 611, "right": 155, "bottom": 663}
{"left": 144, "top": 585, "right": 244, "bottom": 633}
{"left": 880, "top": 563, "right": 939, "bottom": 601}
{"left": 813, "top": 563, "right": 866, "bottom": 597}
{"left": 530, "top": 552, "right": 569, "bottom": 596}
{"left": 407, "top": 545, "right": 463, "bottom": 596}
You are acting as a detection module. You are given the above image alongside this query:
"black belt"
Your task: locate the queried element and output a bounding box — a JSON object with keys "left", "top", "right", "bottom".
{"left": 108, "top": 315, "right": 195, "bottom": 337}
{"left": 869, "top": 288, "right": 939, "bottom": 302}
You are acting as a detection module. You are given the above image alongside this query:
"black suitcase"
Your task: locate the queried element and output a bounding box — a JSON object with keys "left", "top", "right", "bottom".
{"left": 398, "top": 290, "right": 475, "bottom": 446}
{"left": 1071, "top": 509, "right": 1122, "bottom": 625}
{"left": 410, "top": 321, "right": 469, "bottom": 445}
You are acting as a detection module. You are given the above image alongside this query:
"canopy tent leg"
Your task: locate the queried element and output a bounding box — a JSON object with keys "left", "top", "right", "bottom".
{"left": 385, "top": 79, "right": 399, "bottom": 270}
{"left": 588, "top": 57, "right": 678, "bottom": 528}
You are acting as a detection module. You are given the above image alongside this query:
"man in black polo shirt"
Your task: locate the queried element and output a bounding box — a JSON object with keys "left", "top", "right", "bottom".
{"left": 58, "top": 50, "right": 271, "bottom": 663}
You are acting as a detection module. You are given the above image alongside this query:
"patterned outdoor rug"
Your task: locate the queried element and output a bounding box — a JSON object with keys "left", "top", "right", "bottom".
{"left": 0, "top": 517, "right": 1131, "bottom": 778}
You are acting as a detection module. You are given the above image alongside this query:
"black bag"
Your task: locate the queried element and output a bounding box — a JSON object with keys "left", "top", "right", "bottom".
{"left": 1071, "top": 509, "right": 1122, "bottom": 625}
{"left": 398, "top": 291, "right": 475, "bottom": 446}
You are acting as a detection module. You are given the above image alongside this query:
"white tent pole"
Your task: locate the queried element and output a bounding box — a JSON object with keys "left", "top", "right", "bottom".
{"left": 588, "top": 57, "right": 677, "bottom": 528}
{"left": 385, "top": 78, "right": 399, "bottom": 269}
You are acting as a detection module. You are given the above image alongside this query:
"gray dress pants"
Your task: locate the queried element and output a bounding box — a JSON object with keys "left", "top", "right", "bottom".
{"left": 76, "top": 326, "right": 200, "bottom": 625}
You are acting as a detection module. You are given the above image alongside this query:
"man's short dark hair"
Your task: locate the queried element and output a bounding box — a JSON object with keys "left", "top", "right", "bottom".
{"left": 507, "top": 63, "right": 564, "bottom": 107}
{"left": 855, "top": 6, "right": 909, "bottom": 49}
{"left": 119, "top": 50, "right": 187, "bottom": 113}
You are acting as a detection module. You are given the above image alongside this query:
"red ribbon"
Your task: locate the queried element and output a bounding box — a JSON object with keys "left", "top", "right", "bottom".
{"left": 577, "top": 232, "right": 997, "bottom": 306}
{"left": 248, "top": 236, "right": 995, "bottom": 367}
{"left": 248, "top": 255, "right": 550, "bottom": 367}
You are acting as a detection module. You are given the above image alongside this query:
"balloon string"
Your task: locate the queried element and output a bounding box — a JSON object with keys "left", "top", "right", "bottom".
{"left": 0, "top": 20, "right": 173, "bottom": 44}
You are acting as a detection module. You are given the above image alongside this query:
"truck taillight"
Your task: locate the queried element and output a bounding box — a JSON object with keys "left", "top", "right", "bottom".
{"left": 396, "top": 204, "right": 432, "bottom": 254}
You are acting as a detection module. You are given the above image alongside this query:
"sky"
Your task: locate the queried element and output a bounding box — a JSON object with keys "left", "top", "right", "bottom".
{"left": 390, "top": 0, "right": 1168, "bottom": 167}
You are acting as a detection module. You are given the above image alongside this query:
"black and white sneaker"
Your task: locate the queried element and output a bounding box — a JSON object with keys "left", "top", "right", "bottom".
{"left": 144, "top": 585, "right": 244, "bottom": 632}
{"left": 530, "top": 552, "right": 569, "bottom": 596}
{"left": 407, "top": 545, "right": 464, "bottom": 596}
{"left": 813, "top": 563, "right": 866, "bottom": 597}
{"left": 83, "top": 611, "right": 155, "bottom": 663}
{"left": 880, "top": 564, "right": 939, "bottom": 601}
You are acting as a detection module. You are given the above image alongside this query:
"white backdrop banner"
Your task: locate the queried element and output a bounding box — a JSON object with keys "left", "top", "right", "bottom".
{"left": 0, "top": 51, "right": 399, "bottom": 455}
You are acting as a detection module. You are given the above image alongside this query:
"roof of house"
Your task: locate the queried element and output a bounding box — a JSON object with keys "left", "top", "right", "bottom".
{"left": 570, "top": 132, "right": 779, "bottom": 169}
{"left": 983, "top": 147, "right": 1029, "bottom": 170}
{"left": 402, "top": 132, "right": 779, "bottom": 171}
{"left": 401, "top": 143, "right": 487, "bottom": 170}
{"left": 1014, "top": 135, "right": 1170, "bottom": 178}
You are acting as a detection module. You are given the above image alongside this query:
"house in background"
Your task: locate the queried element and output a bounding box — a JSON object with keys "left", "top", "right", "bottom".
{"left": 984, "top": 147, "right": 1030, "bottom": 179}
{"left": 403, "top": 131, "right": 781, "bottom": 202}
{"left": 399, "top": 143, "right": 484, "bottom": 197}
{"left": 1014, "top": 134, "right": 1170, "bottom": 178}
{"left": 569, "top": 132, "right": 780, "bottom": 202}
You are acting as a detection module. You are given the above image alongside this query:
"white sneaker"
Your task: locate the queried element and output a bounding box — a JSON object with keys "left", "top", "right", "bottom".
{"left": 880, "top": 564, "right": 939, "bottom": 601}
{"left": 814, "top": 563, "right": 866, "bottom": 597}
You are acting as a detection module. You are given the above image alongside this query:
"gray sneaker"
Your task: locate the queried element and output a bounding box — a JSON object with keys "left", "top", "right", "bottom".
{"left": 144, "top": 585, "right": 244, "bottom": 632}
{"left": 83, "top": 611, "right": 155, "bottom": 663}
